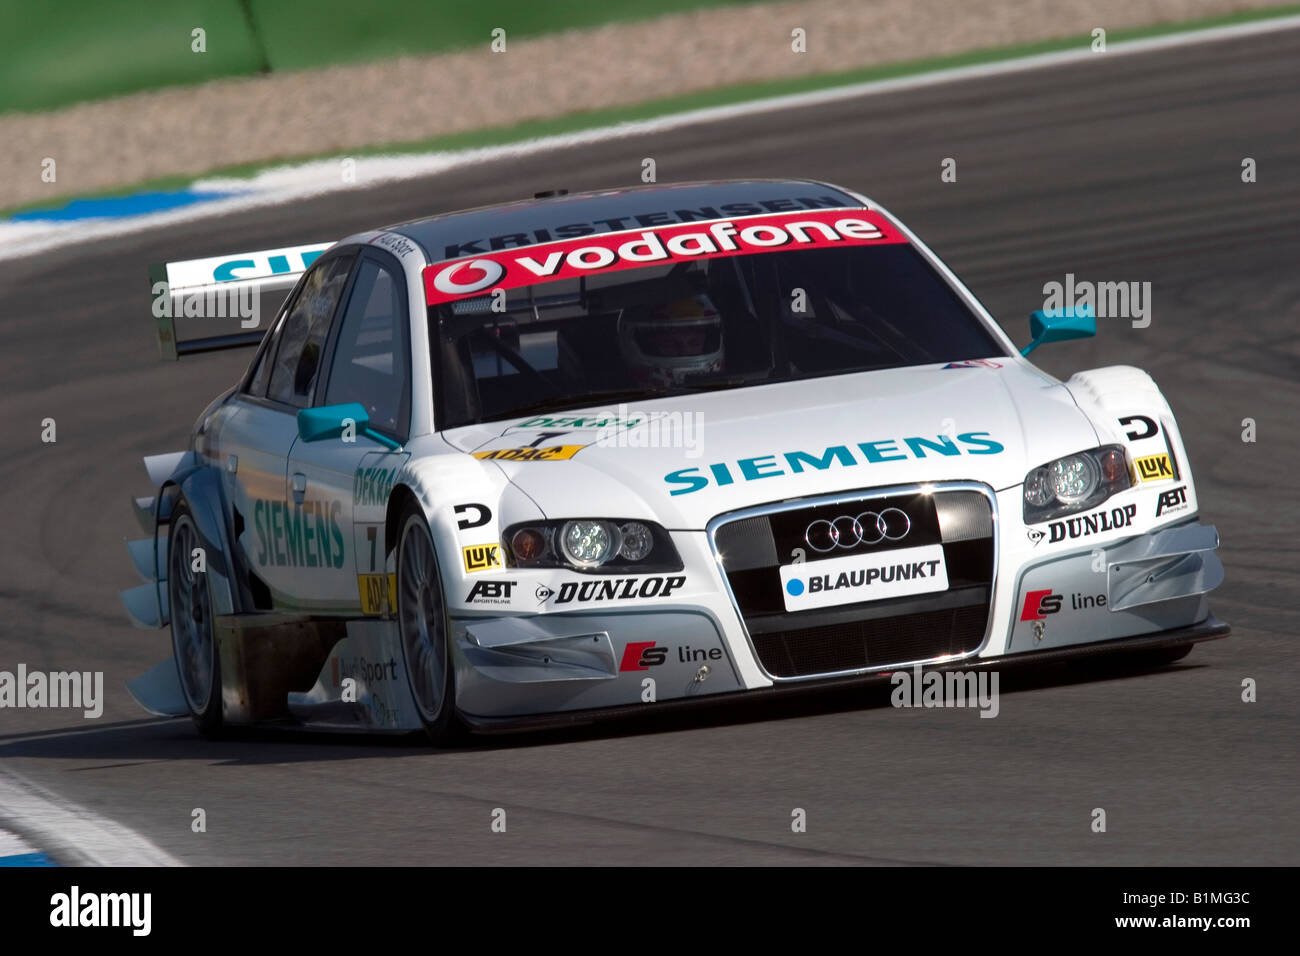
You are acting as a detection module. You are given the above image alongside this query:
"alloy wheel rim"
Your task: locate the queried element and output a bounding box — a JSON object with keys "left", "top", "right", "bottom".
{"left": 169, "top": 516, "right": 214, "bottom": 713}
{"left": 398, "top": 519, "right": 447, "bottom": 722}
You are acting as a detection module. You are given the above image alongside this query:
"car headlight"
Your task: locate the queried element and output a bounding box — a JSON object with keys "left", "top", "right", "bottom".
{"left": 1048, "top": 453, "right": 1100, "bottom": 504}
{"left": 503, "top": 519, "right": 682, "bottom": 572}
{"left": 560, "top": 520, "right": 615, "bottom": 567}
{"left": 1023, "top": 445, "right": 1131, "bottom": 524}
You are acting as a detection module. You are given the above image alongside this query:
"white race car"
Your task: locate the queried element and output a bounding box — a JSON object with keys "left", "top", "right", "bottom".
{"left": 123, "top": 179, "right": 1227, "bottom": 740}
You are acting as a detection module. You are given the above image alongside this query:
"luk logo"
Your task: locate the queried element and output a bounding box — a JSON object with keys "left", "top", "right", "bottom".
{"left": 619, "top": 642, "right": 668, "bottom": 671}
{"left": 462, "top": 543, "right": 503, "bottom": 573}
{"left": 1134, "top": 453, "right": 1173, "bottom": 483}
{"left": 429, "top": 258, "right": 505, "bottom": 297}
{"left": 1156, "top": 485, "right": 1189, "bottom": 517}
{"left": 1019, "top": 589, "right": 1063, "bottom": 621}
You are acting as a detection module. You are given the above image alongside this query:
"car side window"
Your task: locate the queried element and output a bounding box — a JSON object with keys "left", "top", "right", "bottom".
{"left": 324, "top": 257, "right": 410, "bottom": 439}
{"left": 244, "top": 309, "right": 286, "bottom": 397}
{"left": 267, "top": 256, "right": 354, "bottom": 407}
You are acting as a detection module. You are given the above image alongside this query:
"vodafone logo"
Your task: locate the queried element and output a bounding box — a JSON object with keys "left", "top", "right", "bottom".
{"left": 430, "top": 258, "right": 506, "bottom": 297}
{"left": 423, "top": 209, "right": 906, "bottom": 305}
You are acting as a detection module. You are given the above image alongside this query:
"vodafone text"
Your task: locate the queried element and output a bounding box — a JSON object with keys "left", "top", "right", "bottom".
{"left": 424, "top": 209, "right": 904, "bottom": 305}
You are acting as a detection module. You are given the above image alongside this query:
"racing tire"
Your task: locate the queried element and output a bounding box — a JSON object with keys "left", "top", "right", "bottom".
{"left": 167, "top": 499, "right": 224, "bottom": 737}
{"left": 394, "top": 502, "right": 462, "bottom": 745}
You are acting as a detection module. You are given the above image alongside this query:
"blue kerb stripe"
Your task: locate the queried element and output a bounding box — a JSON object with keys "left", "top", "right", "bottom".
{"left": 8, "top": 188, "right": 242, "bottom": 222}
{"left": 0, "top": 852, "right": 56, "bottom": 867}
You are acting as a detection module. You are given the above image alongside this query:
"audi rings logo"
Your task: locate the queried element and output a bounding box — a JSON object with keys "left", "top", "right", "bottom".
{"left": 430, "top": 258, "right": 506, "bottom": 297}
{"left": 804, "top": 509, "right": 911, "bottom": 552}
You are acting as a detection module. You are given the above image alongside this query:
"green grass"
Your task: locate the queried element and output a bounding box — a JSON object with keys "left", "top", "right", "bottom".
{"left": 248, "top": 0, "right": 763, "bottom": 72}
{"left": 0, "top": 0, "right": 264, "bottom": 113}
{"left": 0, "top": 0, "right": 765, "bottom": 114}
{"left": 6, "top": 2, "right": 1300, "bottom": 219}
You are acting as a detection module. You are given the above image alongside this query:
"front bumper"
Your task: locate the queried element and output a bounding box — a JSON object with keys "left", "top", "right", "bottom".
{"left": 459, "top": 615, "right": 1229, "bottom": 733}
{"left": 449, "top": 502, "right": 1225, "bottom": 720}
{"left": 1006, "top": 520, "right": 1223, "bottom": 653}
{"left": 452, "top": 607, "right": 746, "bottom": 719}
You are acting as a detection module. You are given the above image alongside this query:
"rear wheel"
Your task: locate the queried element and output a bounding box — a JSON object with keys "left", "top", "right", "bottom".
{"left": 168, "top": 501, "right": 223, "bottom": 736}
{"left": 394, "top": 503, "right": 461, "bottom": 744}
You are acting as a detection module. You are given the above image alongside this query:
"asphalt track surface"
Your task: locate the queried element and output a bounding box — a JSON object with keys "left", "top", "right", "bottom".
{"left": 1, "top": 27, "right": 1297, "bottom": 866}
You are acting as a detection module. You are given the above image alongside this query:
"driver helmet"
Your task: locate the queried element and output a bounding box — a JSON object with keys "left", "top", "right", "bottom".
{"left": 617, "top": 292, "right": 724, "bottom": 387}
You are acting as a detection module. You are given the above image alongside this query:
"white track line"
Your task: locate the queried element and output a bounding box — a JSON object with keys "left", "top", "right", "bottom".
{"left": 0, "top": 828, "right": 43, "bottom": 859}
{"left": 1, "top": 12, "right": 1298, "bottom": 262}
{"left": 0, "top": 764, "right": 183, "bottom": 866}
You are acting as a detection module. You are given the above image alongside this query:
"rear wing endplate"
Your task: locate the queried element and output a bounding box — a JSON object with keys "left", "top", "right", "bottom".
{"left": 149, "top": 242, "right": 333, "bottom": 359}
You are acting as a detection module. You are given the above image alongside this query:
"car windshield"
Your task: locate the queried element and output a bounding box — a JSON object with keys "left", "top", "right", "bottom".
{"left": 429, "top": 243, "right": 1007, "bottom": 429}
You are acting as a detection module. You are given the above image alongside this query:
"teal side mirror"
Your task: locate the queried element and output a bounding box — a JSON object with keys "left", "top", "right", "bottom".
{"left": 297, "top": 403, "right": 401, "bottom": 451}
{"left": 1021, "top": 304, "right": 1096, "bottom": 356}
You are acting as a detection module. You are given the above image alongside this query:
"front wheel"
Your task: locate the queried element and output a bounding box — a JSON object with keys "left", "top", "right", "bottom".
{"left": 395, "top": 504, "right": 461, "bottom": 744}
{"left": 168, "top": 500, "right": 224, "bottom": 736}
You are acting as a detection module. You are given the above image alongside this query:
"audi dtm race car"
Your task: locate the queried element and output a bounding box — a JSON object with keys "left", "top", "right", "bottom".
{"left": 122, "top": 179, "right": 1227, "bottom": 740}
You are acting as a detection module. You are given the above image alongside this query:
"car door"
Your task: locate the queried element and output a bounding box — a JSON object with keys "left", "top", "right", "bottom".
{"left": 220, "top": 251, "right": 356, "bottom": 612}
{"left": 287, "top": 249, "right": 412, "bottom": 615}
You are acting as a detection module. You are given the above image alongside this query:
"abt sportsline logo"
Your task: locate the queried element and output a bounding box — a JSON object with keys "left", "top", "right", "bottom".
{"left": 423, "top": 209, "right": 906, "bottom": 305}
{"left": 1156, "top": 485, "right": 1190, "bottom": 517}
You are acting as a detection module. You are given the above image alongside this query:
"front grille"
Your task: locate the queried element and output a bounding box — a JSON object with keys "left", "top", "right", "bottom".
{"left": 752, "top": 605, "right": 988, "bottom": 678}
{"left": 710, "top": 486, "right": 995, "bottom": 679}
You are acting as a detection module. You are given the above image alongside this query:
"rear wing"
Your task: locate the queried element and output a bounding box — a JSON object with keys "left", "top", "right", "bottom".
{"left": 149, "top": 242, "right": 333, "bottom": 359}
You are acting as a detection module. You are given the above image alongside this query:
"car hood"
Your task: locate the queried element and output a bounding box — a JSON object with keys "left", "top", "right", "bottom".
{"left": 442, "top": 361, "right": 1099, "bottom": 529}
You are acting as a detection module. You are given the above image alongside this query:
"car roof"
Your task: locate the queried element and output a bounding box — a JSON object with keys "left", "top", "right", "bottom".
{"left": 379, "top": 179, "right": 868, "bottom": 265}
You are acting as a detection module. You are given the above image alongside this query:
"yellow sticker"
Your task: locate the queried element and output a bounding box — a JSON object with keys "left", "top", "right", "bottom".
{"left": 462, "top": 543, "right": 503, "bottom": 573}
{"left": 472, "top": 444, "right": 585, "bottom": 462}
{"left": 357, "top": 573, "right": 397, "bottom": 615}
{"left": 1134, "top": 453, "right": 1174, "bottom": 483}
